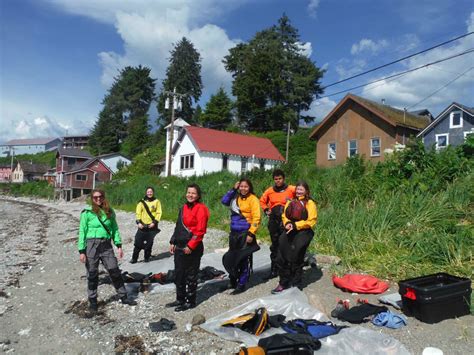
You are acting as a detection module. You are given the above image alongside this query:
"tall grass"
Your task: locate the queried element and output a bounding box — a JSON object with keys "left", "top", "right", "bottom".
{"left": 101, "top": 138, "right": 473, "bottom": 281}
{"left": 1, "top": 181, "right": 54, "bottom": 199}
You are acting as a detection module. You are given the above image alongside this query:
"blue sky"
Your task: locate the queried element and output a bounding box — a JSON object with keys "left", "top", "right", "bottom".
{"left": 1, "top": 0, "right": 473, "bottom": 143}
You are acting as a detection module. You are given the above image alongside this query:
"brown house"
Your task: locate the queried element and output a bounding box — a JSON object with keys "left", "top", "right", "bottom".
{"left": 309, "top": 94, "right": 430, "bottom": 167}
{"left": 12, "top": 161, "right": 50, "bottom": 183}
{"left": 55, "top": 148, "right": 93, "bottom": 188}
{"left": 63, "top": 158, "right": 113, "bottom": 198}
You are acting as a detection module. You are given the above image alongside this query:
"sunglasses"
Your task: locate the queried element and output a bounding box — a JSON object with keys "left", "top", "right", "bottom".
{"left": 92, "top": 195, "right": 104, "bottom": 200}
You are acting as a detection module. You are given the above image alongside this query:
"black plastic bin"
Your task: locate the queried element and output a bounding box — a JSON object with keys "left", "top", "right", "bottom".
{"left": 398, "top": 273, "right": 471, "bottom": 324}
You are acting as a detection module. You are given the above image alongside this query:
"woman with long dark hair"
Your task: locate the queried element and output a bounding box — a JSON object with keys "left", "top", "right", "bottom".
{"left": 221, "top": 178, "right": 261, "bottom": 294}
{"left": 131, "top": 186, "right": 162, "bottom": 263}
{"left": 272, "top": 180, "right": 317, "bottom": 293}
{"left": 166, "top": 183, "right": 210, "bottom": 312}
{"left": 78, "top": 189, "right": 136, "bottom": 311}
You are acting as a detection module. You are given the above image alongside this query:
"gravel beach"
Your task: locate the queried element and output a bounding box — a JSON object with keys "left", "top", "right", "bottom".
{"left": 0, "top": 196, "right": 472, "bottom": 354}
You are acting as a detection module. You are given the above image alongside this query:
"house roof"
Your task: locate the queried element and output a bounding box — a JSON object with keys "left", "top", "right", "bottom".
{"left": 4, "top": 137, "right": 60, "bottom": 145}
{"left": 453, "top": 102, "right": 474, "bottom": 115}
{"left": 310, "top": 94, "right": 430, "bottom": 139}
{"left": 417, "top": 102, "right": 474, "bottom": 137}
{"left": 97, "top": 152, "right": 132, "bottom": 161}
{"left": 18, "top": 161, "right": 50, "bottom": 174}
{"left": 179, "top": 126, "right": 285, "bottom": 161}
{"left": 164, "top": 118, "right": 190, "bottom": 129}
{"left": 57, "top": 147, "right": 93, "bottom": 159}
{"left": 66, "top": 158, "right": 113, "bottom": 175}
{"left": 62, "top": 134, "right": 89, "bottom": 138}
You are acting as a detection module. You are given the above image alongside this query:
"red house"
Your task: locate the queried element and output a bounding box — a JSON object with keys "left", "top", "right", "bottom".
{"left": 0, "top": 164, "right": 14, "bottom": 182}
{"left": 55, "top": 148, "right": 93, "bottom": 188}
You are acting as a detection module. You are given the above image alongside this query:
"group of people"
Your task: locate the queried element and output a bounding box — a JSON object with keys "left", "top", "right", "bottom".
{"left": 77, "top": 169, "right": 317, "bottom": 312}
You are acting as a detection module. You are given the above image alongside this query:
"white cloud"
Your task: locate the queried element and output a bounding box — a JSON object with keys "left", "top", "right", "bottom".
{"left": 304, "top": 97, "right": 338, "bottom": 123}
{"left": 47, "top": 0, "right": 243, "bottom": 98}
{"left": 307, "top": 0, "right": 321, "bottom": 18}
{"left": 361, "top": 12, "right": 474, "bottom": 114}
{"left": 396, "top": 34, "right": 420, "bottom": 53}
{"left": 0, "top": 115, "right": 67, "bottom": 143}
{"left": 351, "top": 38, "right": 389, "bottom": 55}
{"left": 298, "top": 42, "right": 313, "bottom": 57}
{"left": 0, "top": 98, "right": 94, "bottom": 143}
{"left": 335, "top": 58, "right": 367, "bottom": 79}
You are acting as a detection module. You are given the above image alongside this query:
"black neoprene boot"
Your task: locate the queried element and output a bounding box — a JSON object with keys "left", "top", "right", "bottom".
{"left": 89, "top": 298, "right": 98, "bottom": 312}
{"left": 165, "top": 299, "right": 184, "bottom": 308}
{"left": 130, "top": 247, "right": 140, "bottom": 263}
{"left": 120, "top": 296, "right": 137, "bottom": 306}
{"left": 174, "top": 302, "right": 196, "bottom": 312}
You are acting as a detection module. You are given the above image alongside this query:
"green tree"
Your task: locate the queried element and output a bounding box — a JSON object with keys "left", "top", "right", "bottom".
{"left": 193, "top": 104, "right": 203, "bottom": 125}
{"left": 200, "top": 87, "right": 234, "bottom": 129}
{"left": 223, "top": 14, "right": 324, "bottom": 131}
{"left": 89, "top": 66, "right": 156, "bottom": 156}
{"left": 157, "top": 37, "right": 203, "bottom": 125}
{"left": 89, "top": 106, "right": 123, "bottom": 155}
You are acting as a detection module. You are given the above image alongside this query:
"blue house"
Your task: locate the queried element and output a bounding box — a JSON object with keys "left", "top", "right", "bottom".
{"left": 417, "top": 102, "right": 474, "bottom": 150}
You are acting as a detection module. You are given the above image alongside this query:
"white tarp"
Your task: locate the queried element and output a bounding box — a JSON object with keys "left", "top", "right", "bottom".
{"left": 122, "top": 246, "right": 272, "bottom": 293}
{"left": 200, "top": 288, "right": 410, "bottom": 355}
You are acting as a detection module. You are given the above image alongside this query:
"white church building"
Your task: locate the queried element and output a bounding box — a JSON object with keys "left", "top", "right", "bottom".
{"left": 164, "top": 119, "right": 285, "bottom": 177}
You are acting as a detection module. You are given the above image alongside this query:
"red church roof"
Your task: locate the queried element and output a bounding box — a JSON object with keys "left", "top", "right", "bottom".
{"left": 185, "top": 126, "right": 285, "bottom": 161}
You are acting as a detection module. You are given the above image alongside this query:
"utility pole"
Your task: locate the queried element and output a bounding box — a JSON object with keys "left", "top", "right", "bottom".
{"left": 10, "top": 147, "right": 14, "bottom": 182}
{"left": 164, "top": 88, "right": 185, "bottom": 177}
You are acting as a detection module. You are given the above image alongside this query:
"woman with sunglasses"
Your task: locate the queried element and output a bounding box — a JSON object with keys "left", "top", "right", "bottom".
{"left": 221, "top": 178, "right": 261, "bottom": 295}
{"left": 78, "top": 189, "right": 136, "bottom": 311}
{"left": 166, "top": 183, "right": 210, "bottom": 312}
{"left": 131, "top": 186, "right": 162, "bottom": 263}
{"left": 271, "top": 180, "right": 317, "bottom": 294}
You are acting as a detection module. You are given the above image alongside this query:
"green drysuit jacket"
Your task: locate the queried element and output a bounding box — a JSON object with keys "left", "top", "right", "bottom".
{"left": 78, "top": 207, "right": 121, "bottom": 253}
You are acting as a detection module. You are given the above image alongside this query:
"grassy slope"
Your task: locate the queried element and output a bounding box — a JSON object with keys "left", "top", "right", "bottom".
{"left": 103, "top": 136, "right": 473, "bottom": 281}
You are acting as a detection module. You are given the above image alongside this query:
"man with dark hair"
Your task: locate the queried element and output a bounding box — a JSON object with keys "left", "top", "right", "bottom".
{"left": 259, "top": 169, "right": 295, "bottom": 279}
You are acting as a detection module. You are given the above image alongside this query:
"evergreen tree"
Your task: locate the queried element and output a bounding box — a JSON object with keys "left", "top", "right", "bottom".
{"left": 193, "top": 104, "right": 203, "bottom": 125}
{"left": 89, "top": 65, "right": 156, "bottom": 156}
{"left": 89, "top": 107, "right": 123, "bottom": 155}
{"left": 200, "top": 87, "right": 234, "bottom": 130}
{"left": 157, "top": 37, "right": 202, "bottom": 125}
{"left": 223, "top": 14, "right": 324, "bottom": 131}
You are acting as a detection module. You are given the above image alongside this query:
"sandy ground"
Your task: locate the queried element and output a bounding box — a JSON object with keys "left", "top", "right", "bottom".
{"left": 0, "top": 196, "right": 472, "bottom": 354}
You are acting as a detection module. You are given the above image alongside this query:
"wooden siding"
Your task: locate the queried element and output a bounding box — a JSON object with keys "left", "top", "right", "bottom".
{"left": 316, "top": 101, "right": 397, "bottom": 167}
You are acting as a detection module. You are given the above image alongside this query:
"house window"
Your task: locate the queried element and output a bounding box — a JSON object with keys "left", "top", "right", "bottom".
{"left": 328, "top": 143, "right": 336, "bottom": 160}
{"left": 449, "top": 111, "right": 462, "bottom": 128}
{"left": 222, "top": 155, "right": 228, "bottom": 170}
{"left": 76, "top": 174, "right": 87, "bottom": 181}
{"left": 348, "top": 140, "right": 358, "bottom": 157}
{"left": 370, "top": 138, "right": 381, "bottom": 157}
{"left": 241, "top": 157, "right": 248, "bottom": 172}
{"left": 435, "top": 134, "right": 448, "bottom": 149}
{"left": 67, "top": 157, "right": 76, "bottom": 165}
{"left": 180, "top": 154, "right": 194, "bottom": 170}
{"left": 259, "top": 159, "right": 265, "bottom": 169}
{"left": 464, "top": 131, "right": 474, "bottom": 141}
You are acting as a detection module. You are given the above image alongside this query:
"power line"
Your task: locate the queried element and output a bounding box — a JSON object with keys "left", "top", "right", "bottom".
{"left": 318, "top": 48, "right": 474, "bottom": 99}
{"left": 406, "top": 66, "right": 474, "bottom": 110}
{"left": 322, "top": 31, "right": 474, "bottom": 89}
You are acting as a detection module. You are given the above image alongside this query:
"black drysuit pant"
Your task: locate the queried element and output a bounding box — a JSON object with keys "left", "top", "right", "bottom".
{"left": 268, "top": 213, "right": 285, "bottom": 268}
{"left": 173, "top": 243, "right": 203, "bottom": 305}
{"left": 132, "top": 227, "right": 158, "bottom": 260}
{"left": 276, "top": 229, "right": 314, "bottom": 288}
